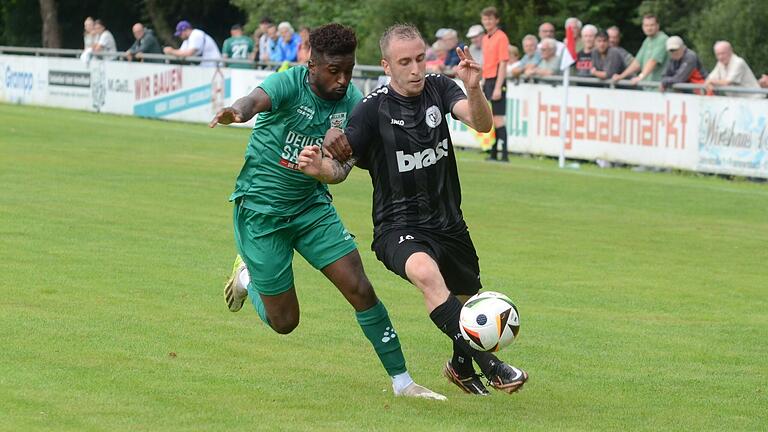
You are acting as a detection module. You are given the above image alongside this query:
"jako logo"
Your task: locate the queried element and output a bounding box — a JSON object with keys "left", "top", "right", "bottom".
{"left": 396, "top": 139, "right": 448, "bottom": 172}
{"left": 390, "top": 118, "right": 404, "bottom": 126}
{"left": 4, "top": 66, "right": 34, "bottom": 93}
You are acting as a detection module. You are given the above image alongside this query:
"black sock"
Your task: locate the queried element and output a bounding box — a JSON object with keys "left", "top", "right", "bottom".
{"left": 496, "top": 127, "right": 508, "bottom": 160}
{"left": 430, "top": 295, "right": 500, "bottom": 376}
{"left": 451, "top": 340, "right": 475, "bottom": 376}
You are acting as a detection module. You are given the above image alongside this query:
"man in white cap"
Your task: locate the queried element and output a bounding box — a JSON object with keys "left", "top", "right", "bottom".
{"left": 660, "top": 36, "right": 707, "bottom": 91}
{"left": 164, "top": 20, "right": 221, "bottom": 67}
{"left": 466, "top": 24, "right": 484, "bottom": 65}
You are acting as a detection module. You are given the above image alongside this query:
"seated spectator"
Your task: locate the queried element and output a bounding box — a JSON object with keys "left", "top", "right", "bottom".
{"left": 440, "top": 29, "right": 466, "bottom": 68}
{"left": 612, "top": 14, "right": 668, "bottom": 86}
{"left": 531, "top": 38, "right": 561, "bottom": 77}
{"left": 80, "top": 17, "right": 96, "bottom": 62}
{"left": 660, "top": 36, "right": 707, "bottom": 91}
{"left": 92, "top": 19, "right": 117, "bottom": 60}
{"left": 537, "top": 22, "right": 565, "bottom": 57}
{"left": 297, "top": 26, "right": 311, "bottom": 63}
{"left": 126, "top": 23, "right": 162, "bottom": 62}
{"left": 705, "top": 41, "right": 762, "bottom": 98}
{"left": 465, "top": 25, "right": 484, "bottom": 64}
{"left": 591, "top": 30, "right": 625, "bottom": 80}
{"left": 164, "top": 20, "right": 221, "bottom": 67}
{"left": 575, "top": 24, "right": 597, "bottom": 77}
{"left": 258, "top": 17, "right": 274, "bottom": 63}
{"left": 426, "top": 41, "right": 447, "bottom": 73}
{"left": 510, "top": 34, "right": 541, "bottom": 78}
{"left": 274, "top": 22, "right": 301, "bottom": 62}
{"left": 760, "top": 74, "right": 768, "bottom": 88}
{"left": 607, "top": 26, "right": 634, "bottom": 70}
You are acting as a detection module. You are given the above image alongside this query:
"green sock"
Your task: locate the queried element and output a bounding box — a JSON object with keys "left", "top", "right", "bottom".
{"left": 356, "top": 300, "right": 407, "bottom": 376}
{"left": 247, "top": 285, "right": 270, "bottom": 325}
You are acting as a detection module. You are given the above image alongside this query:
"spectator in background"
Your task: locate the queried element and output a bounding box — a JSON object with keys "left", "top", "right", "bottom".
{"left": 297, "top": 26, "right": 311, "bottom": 63}
{"left": 164, "top": 20, "right": 221, "bottom": 67}
{"left": 251, "top": 29, "right": 262, "bottom": 62}
{"left": 440, "top": 29, "right": 465, "bottom": 68}
{"left": 92, "top": 19, "right": 117, "bottom": 60}
{"left": 506, "top": 45, "right": 520, "bottom": 74}
{"left": 537, "top": 22, "right": 565, "bottom": 56}
{"left": 258, "top": 17, "right": 274, "bottom": 63}
{"left": 481, "top": 6, "right": 510, "bottom": 162}
{"left": 591, "top": 30, "right": 625, "bottom": 80}
{"left": 265, "top": 24, "right": 280, "bottom": 62}
{"left": 564, "top": 17, "right": 583, "bottom": 51}
{"left": 575, "top": 24, "right": 597, "bottom": 77}
{"left": 126, "top": 23, "right": 161, "bottom": 62}
{"left": 660, "top": 36, "right": 707, "bottom": 91}
{"left": 760, "top": 74, "right": 768, "bottom": 88}
{"left": 705, "top": 41, "right": 762, "bottom": 98}
{"left": 426, "top": 40, "right": 447, "bottom": 73}
{"left": 612, "top": 14, "right": 668, "bottom": 86}
{"left": 222, "top": 24, "right": 255, "bottom": 68}
{"left": 607, "top": 26, "right": 634, "bottom": 69}
{"left": 80, "top": 17, "right": 96, "bottom": 61}
{"left": 531, "top": 38, "right": 561, "bottom": 77}
{"left": 466, "top": 25, "right": 484, "bottom": 64}
{"left": 510, "top": 34, "right": 540, "bottom": 78}
{"left": 275, "top": 22, "right": 301, "bottom": 62}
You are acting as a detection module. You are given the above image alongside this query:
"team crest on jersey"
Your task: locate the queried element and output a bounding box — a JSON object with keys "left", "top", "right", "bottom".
{"left": 330, "top": 112, "right": 347, "bottom": 128}
{"left": 426, "top": 105, "right": 442, "bottom": 128}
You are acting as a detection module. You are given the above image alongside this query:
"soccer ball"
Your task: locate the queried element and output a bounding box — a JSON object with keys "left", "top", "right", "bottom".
{"left": 459, "top": 291, "right": 520, "bottom": 352}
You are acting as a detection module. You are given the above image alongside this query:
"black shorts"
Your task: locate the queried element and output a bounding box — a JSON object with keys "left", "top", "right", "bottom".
{"left": 372, "top": 226, "right": 482, "bottom": 296}
{"left": 482, "top": 77, "right": 507, "bottom": 115}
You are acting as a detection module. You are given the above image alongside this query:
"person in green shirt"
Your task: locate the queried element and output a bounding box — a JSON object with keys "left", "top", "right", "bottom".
{"left": 209, "top": 23, "right": 445, "bottom": 400}
{"left": 222, "top": 24, "right": 255, "bottom": 68}
{"left": 612, "top": 14, "right": 669, "bottom": 85}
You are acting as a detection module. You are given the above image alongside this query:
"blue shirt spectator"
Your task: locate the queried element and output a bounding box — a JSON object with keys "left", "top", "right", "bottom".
{"left": 440, "top": 29, "right": 466, "bottom": 67}
{"left": 274, "top": 22, "right": 301, "bottom": 62}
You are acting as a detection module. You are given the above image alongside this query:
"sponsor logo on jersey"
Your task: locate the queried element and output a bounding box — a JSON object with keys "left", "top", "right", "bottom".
{"left": 390, "top": 118, "right": 405, "bottom": 126}
{"left": 280, "top": 130, "right": 323, "bottom": 170}
{"left": 330, "top": 112, "right": 346, "bottom": 128}
{"left": 426, "top": 105, "right": 442, "bottom": 128}
{"left": 296, "top": 105, "right": 315, "bottom": 119}
{"left": 396, "top": 138, "right": 449, "bottom": 172}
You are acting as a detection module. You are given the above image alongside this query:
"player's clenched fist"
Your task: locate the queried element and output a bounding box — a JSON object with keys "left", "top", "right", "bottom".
{"left": 298, "top": 145, "right": 323, "bottom": 176}
{"left": 209, "top": 107, "right": 244, "bottom": 128}
{"left": 323, "top": 127, "right": 352, "bottom": 162}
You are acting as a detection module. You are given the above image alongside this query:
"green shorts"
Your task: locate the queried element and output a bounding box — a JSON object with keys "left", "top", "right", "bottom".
{"left": 233, "top": 200, "right": 357, "bottom": 296}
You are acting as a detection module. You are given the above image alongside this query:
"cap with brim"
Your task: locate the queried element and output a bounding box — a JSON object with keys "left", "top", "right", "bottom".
{"left": 174, "top": 20, "right": 191, "bottom": 37}
{"left": 666, "top": 36, "right": 684, "bottom": 51}
{"left": 466, "top": 25, "right": 484, "bottom": 39}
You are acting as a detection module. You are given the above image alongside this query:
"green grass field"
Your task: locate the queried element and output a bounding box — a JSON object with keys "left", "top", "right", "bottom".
{"left": 1, "top": 103, "right": 767, "bottom": 431}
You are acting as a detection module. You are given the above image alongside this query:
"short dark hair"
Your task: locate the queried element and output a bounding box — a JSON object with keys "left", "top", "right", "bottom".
{"left": 310, "top": 23, "right": 357, "bottom": 58}
{"left": 596, "top": 30, "right": 608, "bottom": 40}
{"left": 260, "top": 17, "right": 273, "bottom": 25}
{"left": 379, "top": 23, "right": 423, "bottom": 59}
{"left": 231, "top": 24, "right": 243, "bottom": 31}
{"left": 643, "top": 14, "right": 658, "bottom": 23}
{"left": 94, "top": 19, "right": 105, "bottom": 27}
{"left": 481, "top": 6, "right": 499, "bottom": 18}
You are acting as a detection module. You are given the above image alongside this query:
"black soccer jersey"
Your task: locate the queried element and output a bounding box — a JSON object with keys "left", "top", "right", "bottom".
{"left": 346, "top": 74, "right": 468, "bottom": 239}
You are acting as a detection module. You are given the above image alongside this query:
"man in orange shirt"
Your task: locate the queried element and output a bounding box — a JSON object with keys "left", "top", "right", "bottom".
{"left": 480, "top": 6, "right": 510, "bottom": 162}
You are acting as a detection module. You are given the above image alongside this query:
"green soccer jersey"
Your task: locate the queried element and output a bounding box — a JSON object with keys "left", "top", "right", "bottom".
{"left": 223, "top": 35, "right": 254, "bottom": 68}
{"left": 230, "top": 66, "right": 363, "bottom": 215}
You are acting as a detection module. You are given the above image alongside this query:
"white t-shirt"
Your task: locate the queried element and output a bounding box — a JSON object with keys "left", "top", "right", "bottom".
{"left": 96, "top": 30, "right": 117, "bottom": 60}
{"left": 707, "top": 54, "right": 761, "bottom": 98}
{"left": 181, "top": 28, "right": 222, "bottom": 67}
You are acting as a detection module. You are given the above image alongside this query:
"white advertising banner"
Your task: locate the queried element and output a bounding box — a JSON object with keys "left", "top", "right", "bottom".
{"left": 2, "top": 54, "right": 766, "bottom": 178}
{"left": 697, "top": 98, "right": 768, "bottom": 178}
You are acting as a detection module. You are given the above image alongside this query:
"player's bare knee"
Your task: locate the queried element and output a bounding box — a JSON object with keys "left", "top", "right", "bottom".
{"left": 270, "top": 315, "right": 300, "bottom": 334}
{"left": 405, "top": 253, "right": 441, "bottom": 289}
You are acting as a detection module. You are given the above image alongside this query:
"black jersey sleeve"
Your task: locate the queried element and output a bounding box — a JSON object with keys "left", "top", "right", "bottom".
{"left": 435, "top": 75, "right": 467, "bottom": 119}
{"left": 345, "top": 91, "right": 379, "bottom": 169}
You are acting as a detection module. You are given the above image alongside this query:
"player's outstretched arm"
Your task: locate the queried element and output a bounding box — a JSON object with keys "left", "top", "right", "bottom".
{"left": 298, "top": 146, "right": 356, "bottom": 185}
{"left": 209, "top": 87, "right": 272, "bottom": 128}
{"left": 451, "top": 47, "right": 493, "bottom": 133}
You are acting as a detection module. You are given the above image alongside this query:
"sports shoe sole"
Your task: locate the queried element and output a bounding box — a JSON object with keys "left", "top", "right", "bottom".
{"left": 442, "top": 362, "right": 489, "bottom": 395}
{"left": 224, "top": 267, "right": 247, "bottom": 312}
